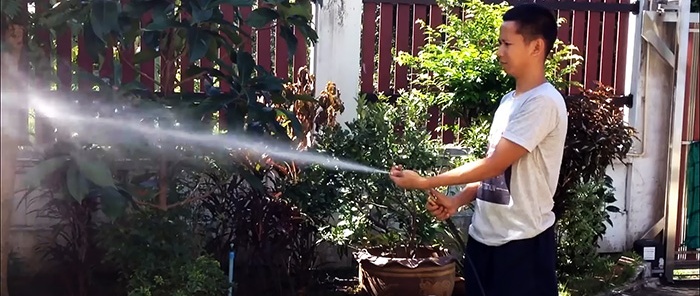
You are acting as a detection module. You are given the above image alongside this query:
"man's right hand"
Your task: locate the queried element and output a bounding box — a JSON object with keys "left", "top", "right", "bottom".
{"left": 426, "top": 189, "right": 458, "bottom": 221}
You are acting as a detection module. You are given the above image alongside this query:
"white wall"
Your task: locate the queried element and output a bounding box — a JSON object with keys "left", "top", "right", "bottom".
{"left": 312, "top": 0, "right": 363, "bottom": 125}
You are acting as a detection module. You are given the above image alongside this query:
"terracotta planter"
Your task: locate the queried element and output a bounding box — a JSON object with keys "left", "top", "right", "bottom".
{"left": 452, "top": 277, "right": 466, "bottom": 296}
{"left": 354, "top": 246, "right": 457, "bottom": 296}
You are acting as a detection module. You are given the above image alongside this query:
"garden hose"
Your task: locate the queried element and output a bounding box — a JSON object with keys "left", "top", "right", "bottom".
{"left": 427, "top": 194, "right": 486, "bottom": 296}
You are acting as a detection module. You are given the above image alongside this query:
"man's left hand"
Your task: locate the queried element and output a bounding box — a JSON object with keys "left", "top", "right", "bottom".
{"left": 390, "top": 166, "right": 428, "bottom": 189}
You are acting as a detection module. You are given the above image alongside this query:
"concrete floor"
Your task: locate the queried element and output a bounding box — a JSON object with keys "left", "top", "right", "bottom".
{"left": 624, "top": 281, "right": 699, "bottom": 296}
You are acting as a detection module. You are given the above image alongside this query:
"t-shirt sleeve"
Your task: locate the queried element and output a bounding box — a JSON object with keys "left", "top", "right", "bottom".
{"left": 501, "top": 95, "right": 559, "bottom": 152}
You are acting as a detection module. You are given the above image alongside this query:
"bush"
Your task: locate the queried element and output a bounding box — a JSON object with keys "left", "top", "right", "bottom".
{"left": 98, "top": 208, "right": 229, "bottom": 296}
{"left": 397, "top": 0, "right": 582, "bottom": 119}
{"left": 316, "top": 91, "right": 450, "bottom": 252}
{"left": 555, "top": 83, "right": 636, "bottom": 282}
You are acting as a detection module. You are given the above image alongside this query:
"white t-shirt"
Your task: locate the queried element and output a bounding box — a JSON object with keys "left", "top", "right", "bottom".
{"left": 468, "top": 82, "right": 567, "bottom": 246}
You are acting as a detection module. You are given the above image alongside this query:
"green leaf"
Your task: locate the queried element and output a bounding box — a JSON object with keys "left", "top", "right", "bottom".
{"left": 245, "top": 7, "right": 279, "bottom": 28}
{"left": 278, "top": 25, "right": 297, "bottom": 58}
{"left": 236, "top": 50, "right": 255, "bottom": 83}
{"left": 90, "top": 0, "right": 121, "bottom": 43}
{"left": 189, "top": 0, "right": 214, "bottom": 24}
{"left": 83, "top": 19, "right": 107, "bottom": 64}
{"left": 209, "top": 0, "right": 254, "bottom": 7}
{"left": 24, "top": 156, "right": 70, "bottom": 188}
{"left": 100, "top": 186, "right": 129, "bottom": 220}
{"left": 277, "top": 109, "right": 303, "bottom": 139}
{"left": 66, "top": 164, "right": 91, "bottom": 202}
{"left": 1, "top": 0, "right": 22, "bottom": 20}
{"left": 219, "top": 25, "right": 243, "bottom": 46}
{"left": 239, "top": 169, "right": 265, "bottom": 192}
{"left": 278, "top": 0, "right": 313, "bottom": 20}
{"left": 74, "top": 156, "right": 115, "bottom": 188}
{"left": 133, "top": 47, "right": 159, "bottom": 64}
{"left": 187, "top": 27, "right": 211, "bottom": 63}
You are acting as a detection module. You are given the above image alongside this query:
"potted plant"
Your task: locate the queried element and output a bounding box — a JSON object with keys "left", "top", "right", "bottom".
{"left": 314, "top": 91, "right": 458, "bottom": 296}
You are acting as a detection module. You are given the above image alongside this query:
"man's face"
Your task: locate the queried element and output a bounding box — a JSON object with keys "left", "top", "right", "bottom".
{"left": 497, "top": 21, "right": 536, "bottom": 79}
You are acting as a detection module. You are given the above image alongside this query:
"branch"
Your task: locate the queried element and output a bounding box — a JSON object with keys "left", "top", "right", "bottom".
{"left": 173, "top": 70, "right": 207, "bottom": 89}
{"left": 132, "top": 198, "right": 161, "bottom": 209}
{"left": 166, "top": 188, "right": 216, "bottom": 209}
{"left": 117, "top": 47, "right": 161, "bottom": 87}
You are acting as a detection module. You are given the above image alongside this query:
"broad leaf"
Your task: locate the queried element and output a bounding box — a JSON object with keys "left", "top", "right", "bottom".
{"left": 189, "top": 0, "right": 214, "bottom": 24}
{"left": 187, "top": 27, "right": 211, "bottom": 63}
{"left": 236, "top": 50, "right": 255, "bottom": 83}
{"left": 90, "top": 0, "right": 121, "bottom": 43}
{"left": 277, "top": 109, "right": 303, "bottom": 140}
{"left": 209, "top": 0, "right": 254, "bottom": 7}
{"left": 66, "top": 164, "right": 91, "bottom": 202}
{"left": 245, "top": 7, "right": 279, "bottom": 28}
{"left": 75, "top": 156, "right": 115, "bottom": 188}
{"left": 24, "top": 156, "right": 70, "bottom": 188}
{"left": 134, "top": 47, "right": 159, "bottom": 64}
{"left": 278, "top": 25, "right": 297, "bottom": 59}
{"left": 83, "top": 19, "right": 106, "bottom": 64}
{"left": 100, "top": 186, "right": 129, "bottom": 220}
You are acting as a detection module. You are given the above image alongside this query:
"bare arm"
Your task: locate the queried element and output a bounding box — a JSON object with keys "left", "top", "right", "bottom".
{"left": 452, "top": 182, "right": 481, "bottom": 207}
{"left": 422, "top": 137, "right": 529, "bottom": 189}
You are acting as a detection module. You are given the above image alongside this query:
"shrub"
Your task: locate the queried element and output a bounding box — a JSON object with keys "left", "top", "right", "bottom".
{"left": 556, "top": 84, "right": 635, "bottom": 217}
{"left": 397, "top": 0, "right": 582, "bottom": 119}
{"left": 316, "top": 91, "right": 450, "bottom": 252}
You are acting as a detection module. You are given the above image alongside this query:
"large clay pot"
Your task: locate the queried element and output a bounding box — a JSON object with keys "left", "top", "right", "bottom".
{"left": 354, "top": 246, "right": 457, "bottom": 296}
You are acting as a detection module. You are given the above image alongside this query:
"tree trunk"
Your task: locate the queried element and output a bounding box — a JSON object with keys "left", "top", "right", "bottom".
{"left": 1, "top": 49, "right": 23, "bottom": 296}
{"left": 1, "top": 19, "right": 27, "bottom": 294}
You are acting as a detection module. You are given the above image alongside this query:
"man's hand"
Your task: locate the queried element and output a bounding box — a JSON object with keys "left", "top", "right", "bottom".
{"left": 389, "top": 165, "right": 428, "bottom": 189}
{"left": 426, "top": 189, "right": 457, "bottom": 221}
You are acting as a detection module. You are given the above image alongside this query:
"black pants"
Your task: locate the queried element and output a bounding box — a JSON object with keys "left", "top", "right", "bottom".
{"left": 463, "top": 226, "right": 557, "bottom": 296}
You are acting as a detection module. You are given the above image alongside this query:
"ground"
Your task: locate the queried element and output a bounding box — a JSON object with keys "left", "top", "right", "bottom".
{"left": 624, "top": 281, "right": 699, "bottom": 296}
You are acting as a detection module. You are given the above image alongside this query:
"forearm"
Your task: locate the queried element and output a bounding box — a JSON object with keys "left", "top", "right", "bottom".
{"left": 424, "top": 158, "right": 501, "bottom": 189}
{"left": 453, "top": 182, "right": 480, "bottom": 208}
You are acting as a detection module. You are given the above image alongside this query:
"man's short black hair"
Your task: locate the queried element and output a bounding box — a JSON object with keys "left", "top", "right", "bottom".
{"left": 503, "top": 3, "right": 558, "bottom": 57}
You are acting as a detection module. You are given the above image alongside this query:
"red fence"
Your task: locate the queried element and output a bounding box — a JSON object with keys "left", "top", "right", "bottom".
{"left": 359, "top": 0, "right": 636, "bottom": 143}
{"left": 22, "top": 1, "right": 310, "bottom": 145}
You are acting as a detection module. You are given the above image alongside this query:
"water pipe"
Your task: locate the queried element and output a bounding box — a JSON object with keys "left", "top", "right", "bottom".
{"left": 228, "top": 243, "right": 235, "bottom": 296}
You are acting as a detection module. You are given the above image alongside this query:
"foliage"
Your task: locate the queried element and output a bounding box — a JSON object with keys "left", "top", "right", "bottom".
{"left": 98, "top": 208, "right": 229, "bottom": 296}
{"left": 22, "top": 141, "right": 131, "bottom": 219}
{"left": 196, "top": 76, "right": 346, "bottom": 295}
{"left": 560, "top": 252, "right": 643, "bottom": 296}
{"left": 397, "top": 0, "right": 582, "bottom": 118}
{"left": 277, "top": 66, "right": 345, "bottom": 149}
{"left": 556, "top": 176, "right": 619, "bottom": 279}
{"left": 316, "top": 91, "right": 451, "bottom": 252}
{"left": 23, "top": 0, "right": 318, "bottom": 215}
{"left": 693, "top": 0, "right": 699, "bottom": 12}
{"left": 197, "top": 164, "right": 317, "bottom": 296}
{"left": 31, "top": 196, "right": 102, "bottom": 296}
{"left": 555, "top": 83, "right": 635, "bottom": 217}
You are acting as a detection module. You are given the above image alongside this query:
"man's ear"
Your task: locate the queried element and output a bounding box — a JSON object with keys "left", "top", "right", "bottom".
{"left": 530, "top": 38, "right": 545, "bottom": 58}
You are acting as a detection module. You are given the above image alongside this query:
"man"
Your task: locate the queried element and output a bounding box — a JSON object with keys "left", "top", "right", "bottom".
{"left": 390, "top": 4, "right": 566, "bottom": 296}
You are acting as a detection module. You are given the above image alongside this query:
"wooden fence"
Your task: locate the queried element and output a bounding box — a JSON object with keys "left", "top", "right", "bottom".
{"left": 359, "top": 0, "right": 637, "bottom": 143}
{"left": 22, "top": 0, "right": 310, "bottom": 145}
{"left": 14, "top": 0, "right": 638, "bottom": 146}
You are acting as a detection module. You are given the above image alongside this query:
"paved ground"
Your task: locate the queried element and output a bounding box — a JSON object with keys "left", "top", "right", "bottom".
{"left": 625, "top": 281, "right": 699, "bottom": 296}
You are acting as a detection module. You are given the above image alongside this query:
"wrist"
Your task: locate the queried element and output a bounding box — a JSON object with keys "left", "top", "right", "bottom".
{"left": 419, "top": 177, "right": 432, "bottom": 189}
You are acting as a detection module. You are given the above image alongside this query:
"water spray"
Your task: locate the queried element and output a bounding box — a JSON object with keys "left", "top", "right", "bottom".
{"left": 1, "top": 91, "right": 390, "bottom": 175}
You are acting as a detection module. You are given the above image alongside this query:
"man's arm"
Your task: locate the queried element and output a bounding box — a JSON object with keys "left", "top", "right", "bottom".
{"left": 452, "top": 182, "right": 481, "bottom": 207}
{"left": 422, "top": 137, "right": 529, "bottom": 189}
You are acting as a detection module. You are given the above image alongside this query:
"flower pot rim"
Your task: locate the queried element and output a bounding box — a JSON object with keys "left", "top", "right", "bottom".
{"left": 353, "top": 245, "right": 458, "bottom": 269}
